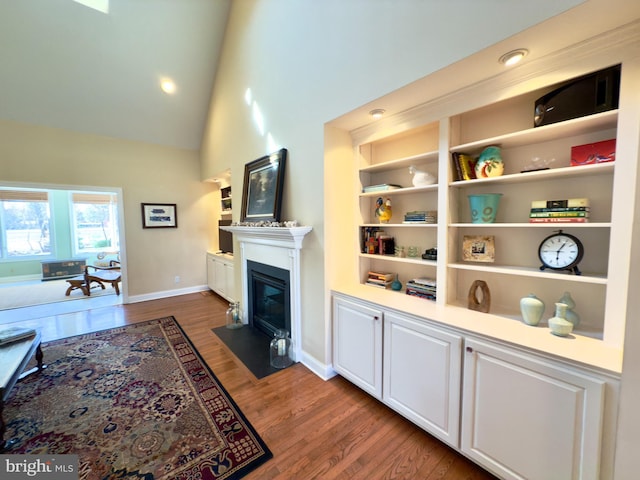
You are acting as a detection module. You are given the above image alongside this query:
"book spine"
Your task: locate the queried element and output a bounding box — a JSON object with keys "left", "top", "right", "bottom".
{"left": 451, "top": 152, "right": 463, "bottom": 181}
{"left": 529, "top": 206, "right": 590, "bottom": 213}
{"left": 458, "top": 153, "right": 476, "bottom": 180}
{"left": 529, "top": 211, "right": 589, "bottom": 218}
{"left": 531, "top": 198, "right": 589, "bottom": 208}
{"left": 529, "top": 217, "right": 589, "bottom": 223}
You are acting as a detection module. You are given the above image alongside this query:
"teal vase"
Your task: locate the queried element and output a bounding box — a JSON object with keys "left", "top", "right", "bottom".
{"left": 520, "top": 293, "right": 545, "bottom": 326}
{"left": 391, "top": 275, "right": 402, "bottom": 291}
{"left": 468, "top": 193, "right": 503, "bottom": 223}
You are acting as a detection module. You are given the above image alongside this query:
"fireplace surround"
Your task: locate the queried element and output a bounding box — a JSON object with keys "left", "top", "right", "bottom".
{"left": 221, "top": 225, "right": 312, "bottom": 361}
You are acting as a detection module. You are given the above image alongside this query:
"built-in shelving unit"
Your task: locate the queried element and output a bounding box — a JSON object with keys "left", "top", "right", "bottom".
{"left": 347, "top": 65, "right": 629, "bottom": 351}
{"left": 220, "top": 185, "right": 232, "bottom": 215}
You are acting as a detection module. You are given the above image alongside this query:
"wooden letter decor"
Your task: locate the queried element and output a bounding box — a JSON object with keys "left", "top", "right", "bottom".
{"left": 468, "top": 280, "right": 491, "bottom": 313}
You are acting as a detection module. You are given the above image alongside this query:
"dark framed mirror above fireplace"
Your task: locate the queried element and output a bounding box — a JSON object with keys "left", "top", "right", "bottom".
{"left": 247, "top": 260, "right": 291, "bottom": 338}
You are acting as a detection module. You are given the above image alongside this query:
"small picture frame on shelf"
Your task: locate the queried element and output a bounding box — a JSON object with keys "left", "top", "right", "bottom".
{"left": 463, "top": 235, "right": 495, "bottom": 262}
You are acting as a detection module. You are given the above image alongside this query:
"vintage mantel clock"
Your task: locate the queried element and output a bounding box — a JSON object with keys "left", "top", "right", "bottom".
{"left": 538, "top": 230, "right": 584, "bottom": 275}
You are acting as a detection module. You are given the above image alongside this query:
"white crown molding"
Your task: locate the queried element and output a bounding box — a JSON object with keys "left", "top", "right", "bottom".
{"left": 350, "top": 19, "right": 640, "bottom": 146}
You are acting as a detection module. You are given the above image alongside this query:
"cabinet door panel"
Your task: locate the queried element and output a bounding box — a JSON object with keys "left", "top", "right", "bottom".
{"left": 383, "top": 311, "right": 462, "bottom": 447}
{"left": 462, "top": 338, "right": 605, "bottom": 480}
{"left": 332, "top": 296, "right": 383, "bottom": 398}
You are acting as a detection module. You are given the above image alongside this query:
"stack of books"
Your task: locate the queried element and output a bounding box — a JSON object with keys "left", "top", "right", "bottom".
{"left": 405, "top": 277, "right": 437, "bottom": 300}
{"left": 366, "top": 271, "right": 395, "bottom": 289}
{"left": 362, "top": 183, "right": 402, "bottom": 193}
{"left": 0, "top": 327, "right": 36, "bottom": 345}
{"left": 403, "top": 210, "right": 437, "bottom": 224}
{"left": 529, "top": 198, "right": 590, "bottom": 223}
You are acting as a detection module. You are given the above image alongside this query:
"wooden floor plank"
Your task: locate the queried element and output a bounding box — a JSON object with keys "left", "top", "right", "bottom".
{"left": 6, "top": 292, "right": 497, "bottom": 480}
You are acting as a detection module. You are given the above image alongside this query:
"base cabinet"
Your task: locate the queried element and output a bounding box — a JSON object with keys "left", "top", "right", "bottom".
{"left": 332, "top": 292, "right": 617, "bottom": 480}
{"left": 461, "top": 338, "right": 605, "bottom": 480}
{"left": 206, "top": 252, "right": 235, "bottom": 302}
{"left": 383, "top": 311, "right": 462, "bottom": 447}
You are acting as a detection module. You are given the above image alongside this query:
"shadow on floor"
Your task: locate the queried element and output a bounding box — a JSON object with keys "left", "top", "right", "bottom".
{"left": 212, "top": 325, "right": 291, "bottom": 379}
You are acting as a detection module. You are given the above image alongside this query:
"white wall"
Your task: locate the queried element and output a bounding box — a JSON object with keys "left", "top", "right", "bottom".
{"left": 200, "top": 0, "right": 583, "bottom": 365}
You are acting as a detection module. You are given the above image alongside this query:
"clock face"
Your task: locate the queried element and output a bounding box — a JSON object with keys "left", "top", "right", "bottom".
{"left": 538, "top": 233, "right": 583, "bottom": 270}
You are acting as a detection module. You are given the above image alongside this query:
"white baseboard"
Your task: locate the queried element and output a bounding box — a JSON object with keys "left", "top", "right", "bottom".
{"left": 127, "top": 284, "right": 209, "bottom": 304}
{"left": 0, "top": 274, "right": 42, "bottom": 284}
{"left": 299, "top": 351, "right": 337, "bottom": 381}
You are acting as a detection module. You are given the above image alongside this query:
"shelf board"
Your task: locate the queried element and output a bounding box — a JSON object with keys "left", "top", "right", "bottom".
{"left": 360, "top": 253, "right": 437, "bottom": 266}
{"left": 360, "top": 184, "right": 438, "bottom": 196}
{"left": 448, "top": 262, "right": 607, "bottom": 284}
{"left": 449, "top": 222, "right": 611, "bottom": 228}
{"left": 451, "top": 109, "right": 618, "bottom": 152}
{"left": 360, "top": 149, "right": 439, "bottom": 173}
{"left": 361, "top": 223, "right": 437, "bottom": 228}
{"left": 449, "top": 162, "right": 614, "bottom": 188}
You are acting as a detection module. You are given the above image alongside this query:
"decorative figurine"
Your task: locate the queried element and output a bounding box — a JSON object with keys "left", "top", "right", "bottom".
{"left": 409, "top": 165, "right": 436, "bottom": 187}
{"left": 375, "top": 197, "right": 392, "bottom": 223}
{"left": 475, "top": 146, "right": 504, "bottom": 178}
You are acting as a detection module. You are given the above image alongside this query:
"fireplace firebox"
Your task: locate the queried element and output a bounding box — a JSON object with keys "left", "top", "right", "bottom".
{"left": 247, "top": 260, "right": 291, "bottom": 337}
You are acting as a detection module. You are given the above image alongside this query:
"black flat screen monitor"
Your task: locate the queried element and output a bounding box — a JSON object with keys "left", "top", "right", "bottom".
{"left": 219, "top": 219, "right": 233, "bottom": 254}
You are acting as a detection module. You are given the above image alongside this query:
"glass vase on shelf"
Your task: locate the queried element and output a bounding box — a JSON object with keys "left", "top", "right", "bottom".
{"left": 225, "top": 301, "right": 243, "bottom": 330}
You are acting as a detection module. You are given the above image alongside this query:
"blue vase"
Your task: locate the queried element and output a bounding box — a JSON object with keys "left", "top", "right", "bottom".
{"left": 391, "top": 275, "right": 402, "bottom": 291}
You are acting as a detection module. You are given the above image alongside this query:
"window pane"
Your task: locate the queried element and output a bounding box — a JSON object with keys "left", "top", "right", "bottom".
{"left": 72, "top": 195, "right": 119, "bottom": 253}
{"left": 3, "top": 200, "right": 51, "bottom": 257}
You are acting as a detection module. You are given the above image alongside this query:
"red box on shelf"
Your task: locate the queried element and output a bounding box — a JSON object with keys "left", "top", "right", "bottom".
{"left": 571, "top": 138, "right": 616, "bottom": 166}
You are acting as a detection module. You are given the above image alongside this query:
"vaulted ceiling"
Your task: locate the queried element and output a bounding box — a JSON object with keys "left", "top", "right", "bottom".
{"left": 0, "top": 0, "right": 230, "bottom": 151}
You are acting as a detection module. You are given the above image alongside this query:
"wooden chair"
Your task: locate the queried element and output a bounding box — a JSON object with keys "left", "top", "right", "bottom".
{"left": 84, "top": 261, "right": 121, "bottom": 296}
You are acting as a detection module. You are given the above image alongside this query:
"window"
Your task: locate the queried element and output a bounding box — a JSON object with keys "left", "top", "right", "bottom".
{"left": 71, "top": 192, "right": 119, "bottom": 254}
{"left": 0, "top": 189, "right": 52, "bottom": 258}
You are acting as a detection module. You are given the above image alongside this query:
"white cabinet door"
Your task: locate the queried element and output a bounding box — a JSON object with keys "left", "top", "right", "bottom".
{"left": 383, "top": 311, "right": 462, "bottom": 448}
{"left": 461, "top": 338, "right": 605, "bottom": 480}
{"left": 332, "top": 295, "right": 383, "bottom": 399}
{"left": 206, "top": 254, "right": 216, "bottom": 291}
{"left": 223, "top": 261, "right": 235, "bottom": 301}
{"left": 214, "top": 259, "right": 226, "bottom": 297}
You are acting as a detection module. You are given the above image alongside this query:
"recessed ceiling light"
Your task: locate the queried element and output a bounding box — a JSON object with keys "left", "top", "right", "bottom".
{"left": 160, "top": 78, "right": 176, "bottom": 94}
{"left": 369, "top": 109, "right": 386, "bottom": 119}
{"left": 499, "top": 49, "right": 528, "bottom": 67}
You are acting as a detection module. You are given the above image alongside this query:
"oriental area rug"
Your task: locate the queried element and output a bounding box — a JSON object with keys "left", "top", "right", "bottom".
{"left": 3, "top": 316, "right": 272, "bottom": 479}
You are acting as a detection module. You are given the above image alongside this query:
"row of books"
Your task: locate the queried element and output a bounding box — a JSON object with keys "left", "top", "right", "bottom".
{"left": 403, "top": 210, "right": 437, "bottom": 224}
{"left": 451, "top": 152, "right": 477, "bottom": 181}
{"left": 405, "top": 278, "right": 437, "bottom": 301}
{"left": 366, "top": 271, "right": 395, "bottom": 288}
{"left": 529, "top": 198, "right": 590, "bottom": 223}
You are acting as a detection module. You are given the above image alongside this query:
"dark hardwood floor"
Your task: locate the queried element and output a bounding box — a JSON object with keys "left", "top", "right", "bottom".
{"left": 6, "top": 291, "right": 497, "bottom": 480}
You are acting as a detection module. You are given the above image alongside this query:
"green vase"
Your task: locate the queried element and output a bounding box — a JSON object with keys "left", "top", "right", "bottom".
{"left": 520, "top": 293, "right": 545, "bottom": 326}
{"left": 558, "top": 292, "right": 580, "bottom": 327}
{"left": 548, "top": 302, "right": 573, "bottom": 337}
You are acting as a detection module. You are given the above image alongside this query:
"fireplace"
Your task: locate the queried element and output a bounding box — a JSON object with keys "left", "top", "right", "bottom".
{"left": 247, "top": 260, "right": 291, "bottom": 337}
{"left": 220, "top": 225, "right": 312, "bottom": 362}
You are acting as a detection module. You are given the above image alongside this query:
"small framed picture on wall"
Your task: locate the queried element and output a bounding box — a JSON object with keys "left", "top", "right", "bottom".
{"left": 141, "top": 203, "right": 178, "bottom": 228}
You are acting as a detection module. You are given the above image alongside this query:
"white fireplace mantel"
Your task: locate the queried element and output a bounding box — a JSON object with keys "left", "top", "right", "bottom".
{"left": 222, "top": 225, "right": 312, "bottom": 362}
{"left": 222, "top": 226, "right": 312, "bottom": 249}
